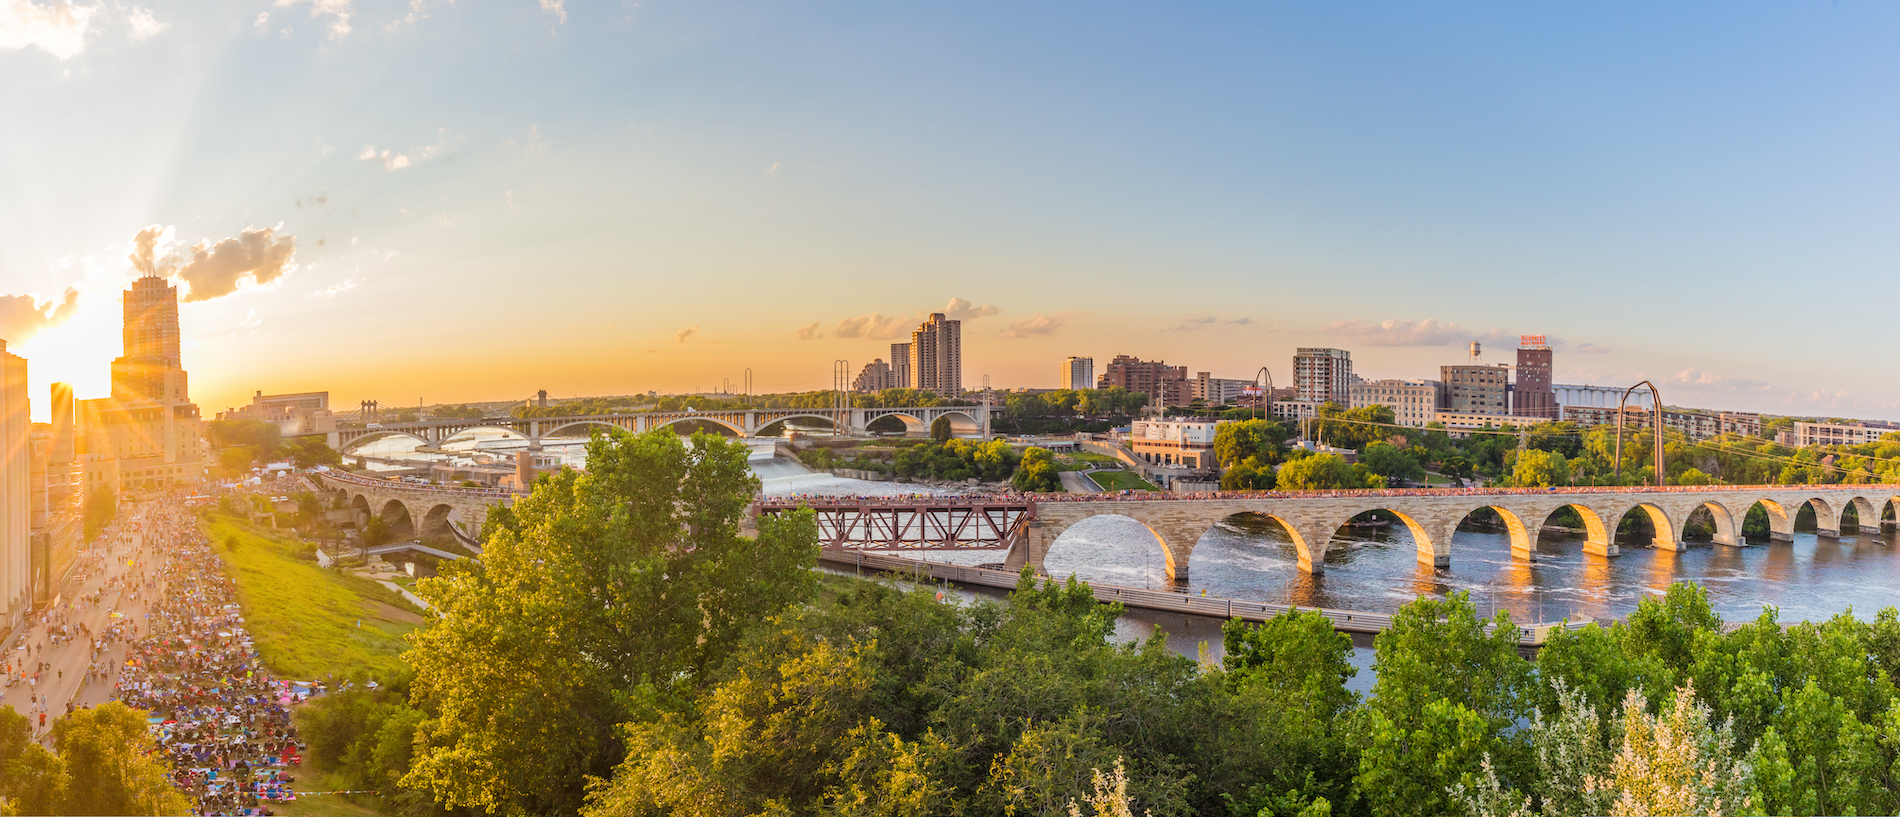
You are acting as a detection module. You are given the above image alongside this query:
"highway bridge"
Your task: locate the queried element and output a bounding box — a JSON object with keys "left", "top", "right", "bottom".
{"left": 326, "top": 405, "right": 995, "bottom": 451}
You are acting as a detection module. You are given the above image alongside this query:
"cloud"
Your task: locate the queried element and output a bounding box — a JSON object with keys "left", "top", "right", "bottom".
{"left": 275, "top": 0, "right": 350, "bottom": 39}
{"left": 130, "top": 224, "right": 300, "bottom": 302}
{"left": 0, "top": 288, "right": 79, "bottom": 342}
{"left": 1572, "top": 342, "right": 1612, "bottom": 355}
{"left": 239, "top": 307, "right": 263, "bottom": 328}
{"left": 359, "top": 146, "right": 409, "bottom": 170}
{"left": 538, "top": 0, "right": 565, "bottom": 24}
{"left": 386, "top": 0, "right": 447, "bottom": 31}
{"left": 358, "top": 129, "right": 450, "bottom": 171}
{"left": 1672, "top": 367, "right": 1773, "bottom": 393}
{"left": 506, "top": 125, "right": 548, "bottom": 155}
{"left": 794, "top": 321, "right": 822, "bottom": 340}
{"left": 834, "top": 313, "right": 914, "bottom": 340}
{"left": 942, "top": 298, "right": 1000, "bottom": 321}
{"left": 0, "top": 0, "right": 97, "bottom": 60}
{"left": 294, "top": 193, "right": 328, "bottom": 210}
{"left": 125, "top": 6, "right": 165, "bottom": 39}
{"left": 1324, "top": 318, "right": 1508, "bottom": 347}
{"left": 311, "top": 278, "right": 357, "bottom": 298}
{"left": 673, "top": 325, "right": 698, "bottom": 343}
{"left": 1003, "top": 314, "right": 1065, "bottom": 338}
{"left": 1226, "top": 318, "right": 1254, "bottom": 326}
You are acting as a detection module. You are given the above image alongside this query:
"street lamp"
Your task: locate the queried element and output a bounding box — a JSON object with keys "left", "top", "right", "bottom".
{"left": 1613, "top": 381, "right": 1665, "bottom": 487}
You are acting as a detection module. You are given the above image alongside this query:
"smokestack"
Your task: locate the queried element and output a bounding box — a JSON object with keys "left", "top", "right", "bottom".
{"left": 516, "top": 450, "right": 533, "bottom": 491}
{"left": 51, "top": 382, "right": 74, "bottom": 465}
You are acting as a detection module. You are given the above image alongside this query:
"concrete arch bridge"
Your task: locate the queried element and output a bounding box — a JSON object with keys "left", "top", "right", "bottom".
{"left": 761, "top": 484, "right": 1899, "bottom": 584}
{"left": 330, "top": 406, "right": 993, "bottom": 451}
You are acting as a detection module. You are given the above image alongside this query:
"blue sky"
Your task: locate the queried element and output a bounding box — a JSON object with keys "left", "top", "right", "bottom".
{"left": 2, "top": 1, "right": 1898, "bottom": 419}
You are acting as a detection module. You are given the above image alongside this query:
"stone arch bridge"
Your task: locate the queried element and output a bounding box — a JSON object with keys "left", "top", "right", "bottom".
{"left": 314, "top": 470, "right": 511, "bottom": 546}
{"left": 762, "top": 484, "right": 1899, "bottom": 584}
{"left": 329, "top": 406, "right": 994, "bottom": 452}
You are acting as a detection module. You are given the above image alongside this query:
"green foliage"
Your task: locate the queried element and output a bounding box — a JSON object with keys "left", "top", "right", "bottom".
{"left": 404, "top": 429, "right": 820, "bottom": 816}
{"left": 1512, "top": 449, "right": 1569, "bottom": 488}
{"left": 893, "top": 439, "right": 1021, "bottom": 482}
{"left": 49, "top": 702, "right": 193, "bottom": 817}
{"left": 1312, "top": 403, "right": 1397, "bottom": 450}
{"left": 930, "top": 415, "right": 952, "bottom": 441}
{"left": 1213, "top": 419, "right": 1289, "bottom": 469}
{"left": 0, "top": 706, "right": 62, "bottom": 815}
{"left": 1359, "top": 442, "right": 1425, "bottom": 484}
{"left": 1219, "top": 457, "right": 1276, "bottom": 490}
{"left": 1276, "top": 453, "right": 1361, "bottom": 490}
{"left": 1012, "top": 447, "right": 1062, "bottom": 492}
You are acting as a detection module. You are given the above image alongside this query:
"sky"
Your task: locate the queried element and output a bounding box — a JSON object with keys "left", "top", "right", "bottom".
{"left": 4, "top": 1, "right": 1900, "bottom": 421}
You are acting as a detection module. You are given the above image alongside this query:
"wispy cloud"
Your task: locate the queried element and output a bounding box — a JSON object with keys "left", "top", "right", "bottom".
{"left": 311, "top": 278, "right": 357, "bottom": 298}
{"left": 1672, "top": 367, "right": 1773, "bottom": 393}
{"left": 833, "top": 313, "right": 912, "bottom": 339}
{"left": 1003, "top": 313, "right": 1065, "bottom": 338}
{"left": 1325, "top": 318, "right": 1507, "bottom": 347}
{"left": 274, "top": 0, "right": 351, "bottom": 40}
{"left": 673, "top": 325, "right": 698, "bottom": 343}
{"left": 0, "top": 288, "right": 80, "bottom": 342}
{"left": 125, "top": 6, "right": 166, "bottom": 40}
{"left": 385, "top": 0, "right": 448, "bottom": 31}
{"left": 358, "top": 128, "right": 451, "bottom": 171}
{"left": 538, "top": 0, "right": 565, "bottom": 25}
{"left": 1571, "top": 342, "right": 1612, "bottom": 355}
{"left": 794, "top": 321, "right": 822, "bottom": 340}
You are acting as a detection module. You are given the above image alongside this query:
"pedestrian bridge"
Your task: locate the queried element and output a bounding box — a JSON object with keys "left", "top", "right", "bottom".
{"left": 328, "top": 405, "right": 994, "bottom": 452}
{"left": 762, "top": 483, "right": 1899, "bottom": 583}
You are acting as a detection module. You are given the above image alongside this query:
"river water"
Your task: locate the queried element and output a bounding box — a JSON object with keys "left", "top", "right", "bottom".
{"left": 758, "top": 466, "right": 1900, "bottom": 671}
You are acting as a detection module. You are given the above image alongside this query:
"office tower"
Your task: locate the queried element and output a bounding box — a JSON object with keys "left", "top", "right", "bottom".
{"left": 889, "top": 343, "right": 911, "bottom": 389}
{"left": 79, "top": 272, "right": 206, "bottom": 494}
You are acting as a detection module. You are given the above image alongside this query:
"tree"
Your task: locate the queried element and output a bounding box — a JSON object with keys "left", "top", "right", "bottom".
{"left": 1360, "top": 442, "right": 1425, "bottom": 485}
{"left": 0, "top": 706, "right": 62, "bottom": 815}
{"left": 285, "top": 436, "right": 343, "bottom": 468}
{"left": 1599, "top": 684, "right": 1754, "bottom": 817}
{"left": 404, "top": 429, "right": 821, "bottom": 816}
{"left": 1513, "top": 449, "right": 1570, "bottom": 488}
{"left": 930, "top": 416, "right": 952, "bottom": 441}
{"left": 1276, "top": 453, "right": 1360, "bottom": 490}
{"left": 1012, "top": 447, "right": 1062, "bottom": 492}
{"left": 1213, "top": 419, "right": 1287, "bottom": 468}
{"left": 49, "top": 702, "right": 191, "bottom": 816}
{"left": 1219, "top": 457, "right": 1275, "bottom": 491}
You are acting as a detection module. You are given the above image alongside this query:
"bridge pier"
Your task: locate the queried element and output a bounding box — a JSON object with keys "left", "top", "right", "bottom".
{"left": 1583, "top": 539, "right": 1620, "bottom": 557}
{"left": 1817, "top": 527, "right": 1841, "bottom": 539}
{"left": 1860, "top": 525, "right": 1881, "bottom": 537}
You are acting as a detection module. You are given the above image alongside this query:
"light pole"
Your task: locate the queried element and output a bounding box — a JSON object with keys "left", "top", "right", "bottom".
{"left": 1613, "top": 381, "right": 1664, "bottom": 487}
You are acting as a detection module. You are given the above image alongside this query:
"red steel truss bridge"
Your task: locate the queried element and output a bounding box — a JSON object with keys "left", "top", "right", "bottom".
{"left": 753, "top": 497, "right": 1036, "bottom": 551}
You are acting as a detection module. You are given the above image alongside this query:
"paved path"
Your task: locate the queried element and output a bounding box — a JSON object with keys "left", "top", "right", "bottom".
{"left": 1058, "top": 470, "right": 1101, "bottom": 493}
{"left": 1, "top": 506, "right": 169, "bottom": 740}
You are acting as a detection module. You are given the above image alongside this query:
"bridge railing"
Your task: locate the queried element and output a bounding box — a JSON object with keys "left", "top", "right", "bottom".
{"left": 760, "top": 482, "right": 1884, "bottom": 508}
{"left": 317, "top": 469, "right": 523, "bottom": 499}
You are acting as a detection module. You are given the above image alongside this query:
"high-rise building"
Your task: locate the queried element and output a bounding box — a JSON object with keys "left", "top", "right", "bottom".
{"left": 1097, "top": 355, "right": 1191, "bottom": 406}
{"left": 79, "top": 272, "right": 206, "bottom": 495}
{"left": 0, "top": 341, "right": 28, "bottom": 635}
{"left": 1440, "top": 364, "right": 1511, "bottom": 415}
{"left": 1060, "top": 357, "right": 1094, "bottom": 391}
{"left": 1514, "top": 336, "right": 1556, "bottom": 420}
{"left": 907, "top": 313, "right": 962, "bottom": 396}
{"left": 852, "top": 359, "right": 895, "bottom": 393}
{"left": 1192, "top": 372, "right": 1253, "bottom": 405}
{"left": 889, "top": 343, "right": 912, "bottom": 389}
{"left": 1293, "top": 348, "right": 1354, "bottom": 404}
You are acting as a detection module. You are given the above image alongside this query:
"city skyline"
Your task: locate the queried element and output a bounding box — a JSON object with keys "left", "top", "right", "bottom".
{"left": 6, "top": 3, "right": 1900, "bottom": 419}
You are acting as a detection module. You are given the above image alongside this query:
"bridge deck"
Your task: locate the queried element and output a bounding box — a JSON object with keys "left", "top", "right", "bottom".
{"left": 820, "top": 551, "right": 1587, "bottom": 646}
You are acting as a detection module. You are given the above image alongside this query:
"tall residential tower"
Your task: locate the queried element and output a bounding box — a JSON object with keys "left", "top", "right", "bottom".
{"left": 907, "top": 313, "right": 962, "bottom": 396}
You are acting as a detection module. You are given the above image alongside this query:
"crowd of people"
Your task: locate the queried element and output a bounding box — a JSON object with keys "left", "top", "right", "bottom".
{"left": 115, "top": 503, "right": 312, "bottom": 816}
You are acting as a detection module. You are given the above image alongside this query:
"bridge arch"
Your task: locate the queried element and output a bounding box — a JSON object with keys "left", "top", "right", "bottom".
{"left": 1741, "top": 498, "right": 1795, "bottom": 543}
{"left": 1797, "top": 496, "right": 1840, "bottom": 537}
{"left": 541, "top": 419, "right": 634, "bottom": 439}
{"left": 420, "top": 503, "right": 461, "bottom": 542}
{"left": 348, "top": 493, "right": 372, "bottom": 528}
{"left": 1531, "top": 503, "right": 1614, "bottom": 558}
{"left": 1040, "top": 513, "right": 1183, "bottom": 587}
{"left": 1611, "top": 502, "right": 1676, "bottom": 550}
{"left": 439, "top": 425, "right": 533, "bottom": 446}
{"left": 755, "top": 414, "right": 844, "bottom": 437}
{"left": 1453, "top": 504, "right": 1535, "bottom": 558}
{"left": 864, "top": 412, "right": 929, "bottom": 435}
{"left": 339, "top": 430, "right": 431, "bottom": 453}
{"left": 936, "top": 410, "right": 984, "bottom": 435}
{"left": 380, "top": 500, "right": 416, "bottom": 540}
{"left": 651, "top": 415, "right": 746, "bottom": 437}
{"left": 1320, "top": 507, "right": 1441, "bottom": 570}
{"left": 1842, "top": 495, "right": 1879, "bottom": 536}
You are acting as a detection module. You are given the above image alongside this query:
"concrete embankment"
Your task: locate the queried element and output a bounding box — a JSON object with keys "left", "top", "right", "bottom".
{"left": 818, "top": 550, "right": 1587, "bottom": 647}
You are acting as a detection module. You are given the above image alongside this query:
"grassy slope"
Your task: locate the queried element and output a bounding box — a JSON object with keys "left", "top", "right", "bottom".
{"left": 1087, "top": 470, "right": 1159, "bottom": 491}
{"left": 206, "top": 514, "right": 422, "bottom": 681}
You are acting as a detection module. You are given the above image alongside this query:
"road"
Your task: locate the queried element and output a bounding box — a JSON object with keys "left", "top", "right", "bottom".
{"left": 1, "top": 505, "right": 167, "bottom": 740}
{"left": 1058, "top": 470, "right": 1101, "bottom": 493}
